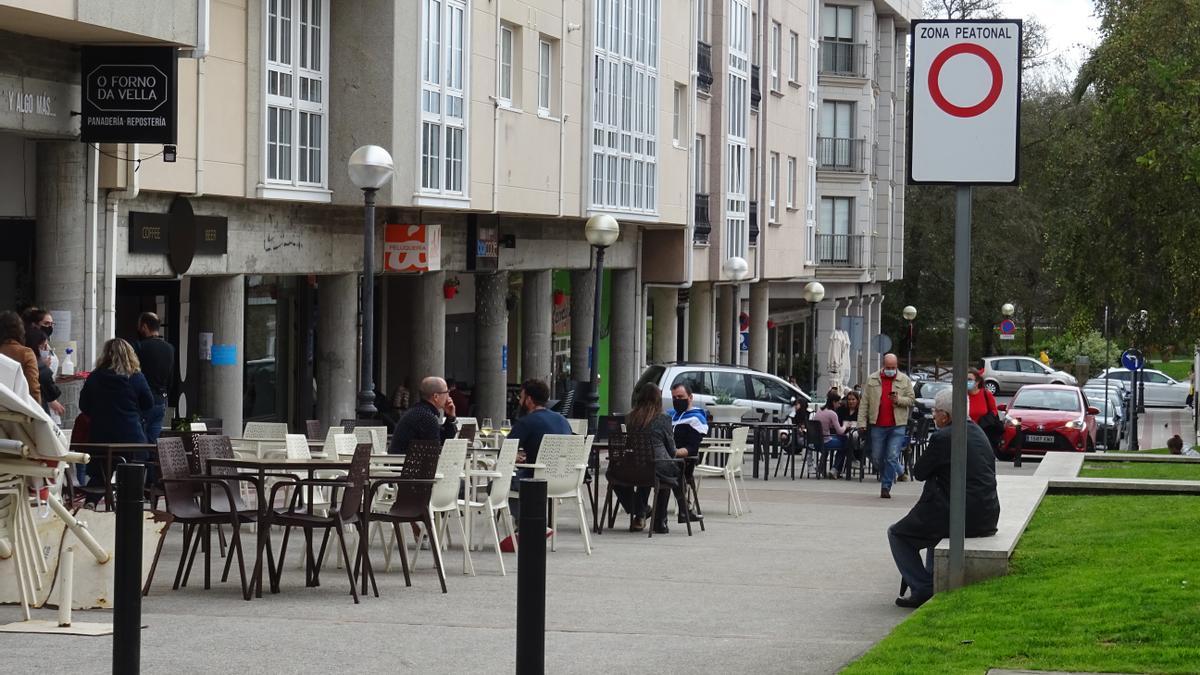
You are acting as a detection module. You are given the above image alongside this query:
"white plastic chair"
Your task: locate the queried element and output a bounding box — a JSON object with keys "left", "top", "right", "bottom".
{"left": 566, "top": 418, "right": 589, "bottom": 435}
{"left": 352, "top": 426, "right": 388, "bottom": 455}
{"left": 458, "top": 438, "right": 519, "bottom": 575}
{"left": 695, "top": 426, "right": 751, "bottom": 516}
{"left": 535, "top": 434, "right": 593, "bottom": 555}
{"left": 236, "top": 421, "right": 288, "bottom": 459}
{"left": 411, "top": 439, "right": 473, "bottom": 576}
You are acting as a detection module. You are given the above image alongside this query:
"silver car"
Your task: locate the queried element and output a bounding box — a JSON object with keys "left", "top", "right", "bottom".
{"left": 980, "top": 356, "right": 1077, "bottom": 395}
{"left": 636, "top": 363, "right": 810, "bottom": 420}
{"left": 1091, "top": 368, "right": 1191, "bottom": 408}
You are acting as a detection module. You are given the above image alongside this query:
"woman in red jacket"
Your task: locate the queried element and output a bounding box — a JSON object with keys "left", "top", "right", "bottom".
{"left": 967, "top": 367, "right": 1003, "bottom": 452}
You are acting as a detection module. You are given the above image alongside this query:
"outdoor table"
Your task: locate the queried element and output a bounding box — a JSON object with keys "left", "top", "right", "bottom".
{"left": 587, "top": 440, "right": 612, "bottom": 534}
{"left": 69, "top": 442, "right": 157, "bottom": 510}
{"left": 740, "top": 422, "right": 795, "bottom": 480}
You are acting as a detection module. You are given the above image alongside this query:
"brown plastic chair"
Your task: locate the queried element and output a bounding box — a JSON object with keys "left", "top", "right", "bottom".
{"left": 143, "top": 436, "right": 254, "bottom": 599}
{"left": 305, "top": 419, "right": 323, "bottom": 440}
{"left": 601, "top": 431, "right": 692, "bottom": 538}
{"left": 361, "top": 439, "right": 445, "bottom": 594}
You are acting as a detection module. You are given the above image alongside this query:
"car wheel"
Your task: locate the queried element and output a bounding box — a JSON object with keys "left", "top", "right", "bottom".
{"left": 984, "top": 381, "right": 1000, "bottom": 395}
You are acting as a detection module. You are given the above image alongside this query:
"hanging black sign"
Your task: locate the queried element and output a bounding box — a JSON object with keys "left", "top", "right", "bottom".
{"left": 81, "top": 46, "right": 178, "bottom": 144}
{"left": 127, "top": 197, "right": 228, "bottom": 274}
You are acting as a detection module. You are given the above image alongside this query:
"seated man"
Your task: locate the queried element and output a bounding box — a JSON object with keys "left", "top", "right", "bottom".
{"left": 670, "top": 382, "right": 707, "bottom": 521}
{"left": 888, "top": 388, "right": 1000, "bottom": 608}
{"left": 508, "top": 378, "right": 573, "bottom": 521}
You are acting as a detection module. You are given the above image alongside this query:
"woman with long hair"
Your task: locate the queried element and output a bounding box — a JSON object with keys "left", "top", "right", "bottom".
{"left": 0, "top": 310, "right": 40, "bottom": 403}
{"left": 78, "top": 338, "right": 155, "bottom": 507}
{"left": 24, "top": 327, "right": 64, "bottom": 421}
{"left": 612, "top": 383, "right": 689, "bottom": 534}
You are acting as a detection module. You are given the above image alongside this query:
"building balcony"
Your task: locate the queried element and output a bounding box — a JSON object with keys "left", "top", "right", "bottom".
{"left": 815, "top": 233, "right": 866, "bottom": 268}
{"left": 698, "top": 41, "right": 714, "bottom": 93}
{"left": 750, "top": 65, "right": 762, "bottom": 110}
{"left": 748, "top": 200, "right": 759, "bottom": 246}
{"left": 817, "top": 137, "right": 867, "bottom": 173}
{"left": 694, "top": 193, "right": 712, "bottom": 244}
{"left": 819, "top": 40, "right": 868, "bottom": 78}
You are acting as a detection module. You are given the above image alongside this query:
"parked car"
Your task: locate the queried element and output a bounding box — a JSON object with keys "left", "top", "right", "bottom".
{"left": 1089, "top": 367, "right": 1190, "bottom": 408}
{"left": 980, "top": 356, "right": 1077, "bottom": 395}
{"left": 1082, "top": 387, "right": 1124, "bottom": 450}
{"left": 998, "top": 384, "right": 1098, "bottom": 457}
{"left": 635, "top": 363, "right": 810, "bottom": 421}
{"left": 913, "top": 381, "right": 953, "bottom": 416}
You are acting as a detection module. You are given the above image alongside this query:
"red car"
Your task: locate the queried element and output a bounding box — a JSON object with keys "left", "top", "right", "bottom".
{"left": 999, "top": 384, "right": 1099, "bottom": 457}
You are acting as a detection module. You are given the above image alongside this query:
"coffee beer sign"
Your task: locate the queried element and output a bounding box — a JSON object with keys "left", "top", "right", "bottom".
{"left": 81, "top": 46, "right": 177, "bottom": 144}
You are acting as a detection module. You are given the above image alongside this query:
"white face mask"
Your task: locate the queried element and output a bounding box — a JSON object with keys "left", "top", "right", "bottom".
{"left": 883, "top": 368, "right": 898, "bottom": 378}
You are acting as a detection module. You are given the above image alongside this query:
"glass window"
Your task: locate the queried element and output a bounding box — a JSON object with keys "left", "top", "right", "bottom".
{"left": 768, "top": 152, "right": 779, "bottom": 221}
{"left": 1018, "top": 359, "right": 1046, "bottom": 374}
{"left": 673, "top": 83, "right": 685, "bottom": 143}
{"left": 992, "top": 359, "right": 1019, "bottom": 372}
{"left": 672, "top": 371, "right": 709, "bottom": 395}
{"left": 1012, "top": 389, "right": 1082, "bottom": 412}
{"left": 822, "top": 4, "right": 855, "bottom": 41}
{"left": 789, "top": 31, "right": 799, "bottom": 82}
{"left": 265, "top": 0, "right": 327, "bottom": 187}
{"left": 708, "top": 371, "right": 748, "bottom": 399}
{"left": 538, "top": 39, "right": 553, "bottom": 113}
{"left": 1144, "top": 371, "right": 1171, "bottom": 384}
{"left": 786, "top": 156, "right": 796, "bottom": 208}
{"left": 770, "top": 21, "right": 781, "bottom": 90}
{"left": 1105, "top": 370, "right": 1132, "bottom": 382}
{"left": 695, "top": 134, "right": 707, "bottom": 190}
{"left": 421, "top": 1, "right": 468, "bottom": 195}
{"left": 500, "top": 25, "right": 514, "bottom": 103}
{"left": 751, "top": 376, "right": 792, "bottom": 403}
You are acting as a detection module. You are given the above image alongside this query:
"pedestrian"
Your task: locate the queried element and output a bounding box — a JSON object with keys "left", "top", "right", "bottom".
{"left": 611, "top": 383, "right": 689, "bottom": 534}
{"left": 388, "top": 376, "right": 459, "bottom": 454}
{"left": 22, "top": 308, "right": 58, "bottom": 373}
{"left": 669, "top": 382, "right": 707, "bottom": 521}
{"left": 0, "top": 310, "right": 40, "bottom": 404}
{"left": 966, "top": 367, "right": 1003, "bottom": 452}
{"left": 888, "top": 388, "right": 1000, "bottom": 607}
{"left": 132, "top": 312, "right": 174, "bottom": 443}
{"left": 78, "top": 338, "right": 156, "bottom": 507}
{"left": 24, "top": 327, "right": 64, "bottom": 422}
{"left": 859, "top": 353, "right": 915, "bottom": 498}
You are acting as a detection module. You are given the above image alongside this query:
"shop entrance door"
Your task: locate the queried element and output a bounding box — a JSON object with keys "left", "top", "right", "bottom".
{"left": 244, "top": 275, "right": 316, "bottom": 429}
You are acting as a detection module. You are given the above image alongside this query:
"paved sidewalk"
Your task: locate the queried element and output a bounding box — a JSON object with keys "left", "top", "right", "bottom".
{"left": 0, "top": 463, "right": 1030, "bottom": 674}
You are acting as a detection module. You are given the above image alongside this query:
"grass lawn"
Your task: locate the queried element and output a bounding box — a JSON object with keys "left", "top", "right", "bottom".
{"left": 1080, "top": 461, "right": 1200, "bottom": 481}
{"left": 844, "top": 495, "right": 1200, "bottom": 674}
{"left": 1156, "top": 360, "right": 1194, "bottom": 381}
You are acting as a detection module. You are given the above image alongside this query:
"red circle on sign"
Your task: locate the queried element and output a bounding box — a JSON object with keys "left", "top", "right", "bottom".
{"left": 928, "top": 43, "right": 1003, "bottom": 118}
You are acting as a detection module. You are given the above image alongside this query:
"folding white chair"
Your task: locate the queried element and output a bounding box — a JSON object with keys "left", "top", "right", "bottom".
{"left": 566, "top": 418, "right": 589, "bottom": 436}
{"left": 352, "top": 426, "right": 388, "bottom": 455}
{"left": 459, "top": 438, "right": 519, "bottom": 574}
{"left": 695, "top": 426, "right": 751, "bottom": 516}
{"left": 535, "top": 434, "right": 593, "bottom": 555}
{"left": 411, "top": 439, "right": 473, "bottom": 576}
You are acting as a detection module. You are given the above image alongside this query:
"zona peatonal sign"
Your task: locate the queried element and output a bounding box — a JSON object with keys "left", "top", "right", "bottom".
{"left": 80, "top": 46, "right": 177, "bottom": 144}
{"left": 908, "top": 20, "right": 1022, "bottom": 185}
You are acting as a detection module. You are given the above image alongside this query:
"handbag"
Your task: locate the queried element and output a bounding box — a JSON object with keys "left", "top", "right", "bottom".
{"left": 977, "top": 391, "right": 1004, "bottom": 450}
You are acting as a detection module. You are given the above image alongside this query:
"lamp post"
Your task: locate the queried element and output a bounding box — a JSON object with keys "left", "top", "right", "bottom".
{"left": 1000, "top": 302, "right": 1015, "bottom": 356}
{"left": 584, "top": 214, "right": 620, "bottom": 434}
{"left": 902, "top": 305, "right": 917, "bottom": 374}
{"left": 802, "top": 281, "right": 825, "bottom": 395}
{"left": 722, "top": 256, "right": 750, "bottom": 366}
{"left": 348, "top": 145, "right": 395, "bottom": 419}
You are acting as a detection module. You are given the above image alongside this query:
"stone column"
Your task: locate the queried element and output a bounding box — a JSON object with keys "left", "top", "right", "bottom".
{"left": 688, "top": 283, "right": 715, "bottom": 362}
{"left": 569, "top": 269, "right": 595, "bottom": 384}
{"left": 316, "top": 274, "right": 358, "bottom": 430}
{"left": 609, "top": 269, "right": 638, "bottom": 413}
{"left": 650, "top": 286, "right": 678, "bottom": 364}
{"left": 717, "top": 285, "right": 734, "bottom": 364}
{"left": 35, "top": 141, "right": 90, "bottom": 362}
{"left": 475, "top": 272, "right": 509, "bottom": 423}
{"left": 410, "top": 271, "right": 446, "bottom": 400}
{"left": 196, "top": 275, "right": 245, "bottom": 436}
{"left": 521, "top": 270, "right": 552, "bottom": 385}
{"left": 749, "top": 281, "right": 770, "bottom": 372}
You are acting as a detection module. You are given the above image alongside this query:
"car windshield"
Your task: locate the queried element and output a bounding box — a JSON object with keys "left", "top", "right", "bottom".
{"left": 1083, "top": 395, "right": 1111, "bottom": 416}
{"left": 919, "top": 382, "right": 951, "bottom": 398}
{"left": 1012, "top": 389, "right": 1082, "bottom": 412}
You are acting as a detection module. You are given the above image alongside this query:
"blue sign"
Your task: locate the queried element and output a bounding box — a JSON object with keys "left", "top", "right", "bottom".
{"left": 1120, "top": 348, "right": 1144, "bottom": 371}
{"left": 501, "top": 344, "right": 508, "bottom": 371}
{"left": 999, "top": 319, "right": 1016, "bottom": 334}
{"left": 740, "top": 331, "right": 750, "bottom": 352}
{"left": 211, "top": 344, "right": 237, "bottom": 366}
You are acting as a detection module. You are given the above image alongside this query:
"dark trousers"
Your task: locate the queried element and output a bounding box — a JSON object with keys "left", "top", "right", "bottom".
{"left": 613, "top": 462, "right": 685, "bottom": 525}
{"left": 143, "top": 400, "right": 166, "bottom": 443}
{"left": 887, "top": 524, "right": 940, "bottom": 600}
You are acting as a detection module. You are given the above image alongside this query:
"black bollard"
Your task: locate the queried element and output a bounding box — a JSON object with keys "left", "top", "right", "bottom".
{"left": 113, "top": 463, "right": 146, "bottom": 675}
{"left": 516, "top": 478, "right": 548, "bottom": 675}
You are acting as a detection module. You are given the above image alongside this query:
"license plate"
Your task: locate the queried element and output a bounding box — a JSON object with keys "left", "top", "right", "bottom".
{"left": 1026, "top": 434, "right": 1055, "bottom": 444}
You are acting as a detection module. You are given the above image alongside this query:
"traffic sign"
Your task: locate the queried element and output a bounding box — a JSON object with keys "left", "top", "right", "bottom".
{"left": 1121, "top": 348, "right": 1144, "bottom": 371}
{"left": 909, "top": 20, "right": 1023, "bottom": 185}
{"left": 999, "top": 319, "right": 1016, "bottom": 334}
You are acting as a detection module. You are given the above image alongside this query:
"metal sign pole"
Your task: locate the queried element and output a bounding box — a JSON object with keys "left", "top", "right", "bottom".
{"left": 949, "top": 185, "right": 972, "bottom": 590}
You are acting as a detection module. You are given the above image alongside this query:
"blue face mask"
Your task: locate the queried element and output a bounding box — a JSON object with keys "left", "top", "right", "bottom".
{"left": 967, "top": 380, "right": 978, "bottom": 392}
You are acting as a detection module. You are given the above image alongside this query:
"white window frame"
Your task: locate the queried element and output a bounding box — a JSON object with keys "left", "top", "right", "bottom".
{"left": 418, "top": 0, "right": 470, "bottom": 198}
{"left": 672, "top": 83, "right": 685, "bottom": 144}
{"left": 768, "top": 151, "right": 779, "bottom": 222}
{"left": 538, "top": 38, "right": 553, "bottom": 115}
{"left": 697, "top": 0, "right": 708, "bottom": 42}
{"left": 725, "top": 0, "right": 750, "bottom": 260}
{"left": 500, "top": 24, "right": 515, "bottom": 105}
{"left": 770, "top": 21, "right": 781, "bottom": 92}
{"left": 786, "top": 155, "right": 797, "bottom": 209}
{"left": 695, "top": 133, "right": 707, "bottom": 192}
{"left": 260, "top": 0, "right": 330, "bottom": 202}
{"left": 789, "top": 31, "right": 800, "bottom": 84}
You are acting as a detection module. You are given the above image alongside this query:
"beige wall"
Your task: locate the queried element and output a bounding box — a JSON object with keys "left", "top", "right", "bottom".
{"left": 0, "top": 0, "right": 198, "bottom": 46}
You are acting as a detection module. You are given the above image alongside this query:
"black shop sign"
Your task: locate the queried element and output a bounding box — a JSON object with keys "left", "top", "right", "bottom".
{"left": 81, "top": 46, "right": 177, "bottom": 144}
{"left": 128, "top": 197, "right": 227, "bottom": 275}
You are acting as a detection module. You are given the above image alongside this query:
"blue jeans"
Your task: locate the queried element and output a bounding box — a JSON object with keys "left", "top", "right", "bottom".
{"left": 143, "top": 401, "right": 166, "bottom": 444}
{"left": 870, "top": 425, "right": 907, "bottom": 490}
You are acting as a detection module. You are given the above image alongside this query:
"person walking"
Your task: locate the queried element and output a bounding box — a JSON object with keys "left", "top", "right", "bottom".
{"left": 388, "top": 376, "right": 459, "bottom": 454}
{"left": 0, "top": 311, "right": 40, "bottom": 404}
{"left": 78, "top": 338, "right": 156, "bottom": 507}
{"left": 966, "top": 367, "right": 1003, "bottom": 452}
{"left": 133, "top": 312, "right": 174, "bottom": 443}
{"left": 888, "top": 388, "right": 1000, "bottom": 607}
{"left": 859, "top": 353, "right": 915, "bottom": 498}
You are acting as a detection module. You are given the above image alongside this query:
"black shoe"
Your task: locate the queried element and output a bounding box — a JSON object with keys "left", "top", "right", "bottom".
{"left": 881, "top": 487, "right": 891, "bottom": 499}
{"left": 652, "top": 522, "right": 670, "bottom": 534}
{"left": 895, "top": 594, "right": 931, "bottom": 608}
{"left": 678, "top": 512, "right": 703, "bottom": 523}
{"left": 630, "top": 516, "right": 646, "bottom": 532}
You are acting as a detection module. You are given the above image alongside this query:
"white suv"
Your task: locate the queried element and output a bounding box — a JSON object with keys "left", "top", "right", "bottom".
{"left": 635, "top": 363, "right": 810, "bottom": 420}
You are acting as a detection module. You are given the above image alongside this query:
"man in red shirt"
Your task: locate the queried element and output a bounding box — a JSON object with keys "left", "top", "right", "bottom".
{"left": 858, "top": 353, "right": 916, "bottom": 498}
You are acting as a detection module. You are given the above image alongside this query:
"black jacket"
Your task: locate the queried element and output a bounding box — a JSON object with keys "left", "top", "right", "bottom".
{"left": 388, "top": 400, "right": 457, "bottom": 454}
{"left": 133, "top": 336, "right": 174, "bottom": 398}
{"left": 78, "top": 369, "right": 154, "bottom": 444}
{"left": 891, "top": 421, "right": 1001, "bottom": 541}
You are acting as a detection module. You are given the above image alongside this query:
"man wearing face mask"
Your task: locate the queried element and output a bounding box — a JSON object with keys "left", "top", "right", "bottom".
{"left": 670, "top": 383, "right": 707, "bottom": 521}
{"left": 859, "top": 353, "right": 916, "bottom": 498}
{"left": 888, "top": 388, "right": 999, "bottom": 608}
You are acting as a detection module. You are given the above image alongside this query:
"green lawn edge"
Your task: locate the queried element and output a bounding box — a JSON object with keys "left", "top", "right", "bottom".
{"left": 1080, "top": 461, "right": 1200, "bottom": 481}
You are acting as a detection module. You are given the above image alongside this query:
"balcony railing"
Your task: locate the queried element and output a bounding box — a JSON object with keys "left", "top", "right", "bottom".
{"left": 698, "top": 41, "right": 714, "bottom": 93}
{"left": 815, "top": 233, "right": 866, "bottom": 268}
{"left": 694, "top": 193, "right": 712, "bottom": 244}
{"left": 750, "top": 64, "right": 761, "bottom": 110}
{"left": 816, "top": 137, "right": 866, "bottom": 173}
{"left": 748, "top": 200, "right": 759, "bottom": 246}
{"left": 819, "top": 40, "right": 867, "bottom": 78}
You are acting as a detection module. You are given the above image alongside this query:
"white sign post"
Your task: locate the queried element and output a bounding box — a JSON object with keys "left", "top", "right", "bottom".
{"left": 908, "top": 20, "right": 1022, "bottom": 595}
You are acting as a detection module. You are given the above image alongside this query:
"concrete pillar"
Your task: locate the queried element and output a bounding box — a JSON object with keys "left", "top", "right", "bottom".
{"left": 688, "top": 283, "right": 715, "bottom": 362}
{"left": 475, "top": 272, "right": 509, "bottom": 423}
{"left": 570, "top": 269, "right": 595, "bottom": 383}
{"left": 35, "top": 142, "right": 90, "bottom": 363}
{"left": 749, "top": 281, "right": 770, "bottom": 372}
{"left": 521, "top": 270, "right": 552, "bottom": 385}
{"left": 717, "top": 285, "right": 734, "bottom": 364}
{"left": 609, "top": 270, "right": 638, "bottom": 413}
{"left": 650, "top": 287, "right": 678, "bottom": 364}
{"left": 814, "top": 298, "right": 838, "bottom": 396}
{"left": 410, "top": 271, "right": 446, "bottom": 400}
{"left": 196, "top": 275, "right": 245, "bottom": 436}
{"left": 316, "top": 274, "right": 358, "bottom": 430}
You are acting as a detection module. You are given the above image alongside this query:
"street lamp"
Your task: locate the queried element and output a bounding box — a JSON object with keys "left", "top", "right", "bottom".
{"left": 902, "top": 305, "right": 917, "bottom": 374}
{"left": 723, "top": 256, "right": 750, "bottom": 367}
{"left": 803, "top": 281, "right": 825, "bottom": 395}
{"left": 1000, "top": 302, "right": 1015, "bottom": 356}
{"left": 584, "top": 214, "right": 620, "bottom": 434}
{"left": 348, "top": 145, "right": 395, "bottom": 419}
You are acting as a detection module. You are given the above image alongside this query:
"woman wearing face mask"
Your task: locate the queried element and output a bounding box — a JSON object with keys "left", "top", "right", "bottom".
{"left": 25, "top": 327, "right": 65, "bottom": 422}
{"left": 22, "top": 308, "right": 58, "bottom": 373}
{"left": 967, "top": 367, "right": 1003, "bottom": 452}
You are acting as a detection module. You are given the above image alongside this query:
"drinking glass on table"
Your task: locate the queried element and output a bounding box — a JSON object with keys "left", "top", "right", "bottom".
{"left": 481, "top": 418, "right": 494, "bottom": 438}
{"left": 500, "top": 419, "right": 512, "bottom": 437}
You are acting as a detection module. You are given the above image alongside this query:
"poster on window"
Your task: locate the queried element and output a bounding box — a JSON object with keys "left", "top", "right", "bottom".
{"left": 384, "top": 224, "right": 441, "bottom": 273}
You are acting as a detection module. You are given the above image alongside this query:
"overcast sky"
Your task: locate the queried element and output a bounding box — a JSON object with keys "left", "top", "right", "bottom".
{"left": 1000, "top": 0, "right": 1101, "bottom": 54}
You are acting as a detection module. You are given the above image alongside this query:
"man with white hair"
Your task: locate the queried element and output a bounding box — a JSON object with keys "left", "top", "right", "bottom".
{"left": 888, "top": 387, "right": 1000, "bottom": 608}
{"left": 859, "top": 353, "right": 915, "bottom": 498}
